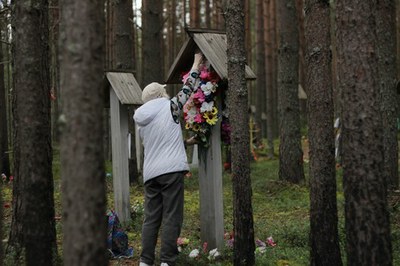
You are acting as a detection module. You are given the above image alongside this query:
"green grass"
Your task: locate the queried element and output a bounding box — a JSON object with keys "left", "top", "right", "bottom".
{"left": 2, "top": 147, "right": 400, "bottom": 266}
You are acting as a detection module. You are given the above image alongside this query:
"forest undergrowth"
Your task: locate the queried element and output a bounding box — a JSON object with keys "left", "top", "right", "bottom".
{"left": 1, "top": 140, "right": 400, "bottom": 265}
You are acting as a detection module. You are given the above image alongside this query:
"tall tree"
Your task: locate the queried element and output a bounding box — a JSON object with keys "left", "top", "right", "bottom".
{"left": 0, "top": 12, "right": 5, "bottom": 266}
{"left": 10, "top": 0, "right": 57, "bottom": 264}
{"left": 214, "top": 0, "right": 225, "bottom": 30}
{"left": 276, "top": 0, "right": 305, "bottom": 183}
{"left": 225, "top": 0, "right": 255, "bottom": 265}
{"left": 142, "top": 0, "right": 164, "bottom": 85}
{"left": 0, "top": 19, "right": 10, "bottom": 177}
{"left": 49, "top": 0, "right": 60, "bottom": 143}
{"left": 336, "top": 0, "right": 393, "bottom": 265}
{"left": 190, "top": 0, "right": 200, "bottom": 27}
{"left": 255, "top": 0, "right": 266, "bottom": 140}
{"left": 0, "top": 179, "right": 2, "bottom": 266}
{"left": 112, "top": 0, "right": 138, "bottom": 184}
{"left": 377, "top": 0, "right": 398, "bottom": 190}
{"left": 264, "top": 0, "right": 275, "bottom": 158}
{"left": 305, "top": 1, "right": 342, "bottom": 265}
{"left": 59, "top": 0, "right": 107, "bottom": 265}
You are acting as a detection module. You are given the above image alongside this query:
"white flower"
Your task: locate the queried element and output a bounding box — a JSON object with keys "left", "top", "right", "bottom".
{"left": 200, "top": 101, "right": 214, "bottom": 113}
{"left": 201, "top": 82, "right": 217, "bottom": 96}
{"left": 255, "top": 246, "right": 266, "bottom": 254}
{"left": 189, "top": 249, "right": 199, "bottom": 258}
{"left": 208, "top": 248, "right": 220, "bottom": 259}
{"left": 178, "top": 246, "right": 182, "bottom": 252}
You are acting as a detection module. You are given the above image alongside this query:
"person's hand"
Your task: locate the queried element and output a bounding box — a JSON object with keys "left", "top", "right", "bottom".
{"left": 192, "top": 52, "right": 204, "bottom": 70}
{"left": 184, "top": 136, "right": 199, "bottom": 146}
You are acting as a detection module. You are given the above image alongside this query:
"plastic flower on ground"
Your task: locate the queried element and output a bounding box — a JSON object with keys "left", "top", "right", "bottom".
{"left": 255, "top": 239, "right": 267, "bottom": 254}
{"left": 177, "top": 237, "right": 190, "bottom": 246}
{"left": 208, "top": 248, "right": 220, "bottom": 260}
{"left": 189, "top": 249, "right": 200, "bottom": 258}
{"left": 224, "top": 232, "right": 234, "bottom": 248}
{"left": 177, "top": 237, "right": 190, "bottom": 252}
{"left": 267, "top": 236, "right": 277, "bottom": 247}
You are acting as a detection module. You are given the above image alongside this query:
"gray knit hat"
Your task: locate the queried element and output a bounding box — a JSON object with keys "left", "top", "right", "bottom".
{"left": 141, "top": 82, "right": 169, "bottom": 103}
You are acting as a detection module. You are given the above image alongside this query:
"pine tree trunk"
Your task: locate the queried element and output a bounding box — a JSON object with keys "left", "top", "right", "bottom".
{"left": 305, "top": 1, "right": 342, "bottom": 265}
{"left": 377, "top": 0, "right": 398, "bottom": 190}
{"left": 190, "top": 0, "right": 200, "bottom": 27}
{"left": 225, "top": 1, "right": 255, "bottom": 265}
{"left": 265, "top": 0, "right": 275, "bottom": 158}
{"left": 336, "top": 0, "right": 393, "bottom": 264}
{"left": 11, "top": 0, "right": 57, "bottom": 264}
{"left": 270, "top": 0, "right": 279, "bottom": 139}
{"left": 255, "top": 0, "right": 266, "bottom": 143}
{"left": 49, "top": 0, "right": 60, "bottom": 144}
{"left": 112, "top": 0, "right": 138, "bottom": 184}
{"left": 142, "top": 0, "right": 164, "bottom": 85}
{"left": 59, "top": 0, "right": 107, "bottom": 265}
{"left": 276, "top": 0, "right": 305, "bottom": 183}
{"left": 0, "top": 179, "right": 2, "bottom": 266}
{"left": 0, "top": 28, "right": 10, "bottom": 177}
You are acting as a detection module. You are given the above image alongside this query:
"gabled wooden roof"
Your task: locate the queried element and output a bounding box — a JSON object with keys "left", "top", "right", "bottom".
{"left": 166, "top": 29, "right": 257, "bottom": 84}
{"left": 106, "top": 72, "right": 143, "bottom": 105}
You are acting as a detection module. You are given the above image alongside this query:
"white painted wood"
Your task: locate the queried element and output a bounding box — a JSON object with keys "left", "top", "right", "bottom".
{"left": 135, "top": 121, "right": 143, "bottom": 174}
{"left": 198, "top": 121, "right": 224, "bottom": 250}
{"left": 106, "top": 72, "right": 143, "bottom": 105}
{"left": 110, "top": 88, "right": 131, "bottom": 223}
{"left": 190, "top": 144, "right": 199, "bottom": 168}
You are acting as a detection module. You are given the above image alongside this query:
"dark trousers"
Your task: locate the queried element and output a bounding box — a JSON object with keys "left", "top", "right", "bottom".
{"left": 140, "top": 172, "right": 184, "bottom": 266}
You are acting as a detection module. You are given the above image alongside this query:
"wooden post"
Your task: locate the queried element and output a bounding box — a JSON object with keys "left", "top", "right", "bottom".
{"left": 110, "top": 88, "right": 131, "bottom": 223}
{"left": 198, "top": 120, "right": 224, "bottom": 250}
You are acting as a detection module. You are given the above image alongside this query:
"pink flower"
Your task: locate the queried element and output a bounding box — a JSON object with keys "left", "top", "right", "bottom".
{"left": 267, "top": 236, "right": 276, "bottom": 247}
{"left": 194, "top": 113, "right": 204, "bottom": 123}
{"left": 202, "top": 242, "right": 208, "bottom": 253}
{"left": 200, "top": 69, "right": 210, "bottom": 80}
{"left": 256, "top": 239, "right": 266, "bottom": 247}
{"left": 193, "top": 90, "right": 205, "bottom": 104}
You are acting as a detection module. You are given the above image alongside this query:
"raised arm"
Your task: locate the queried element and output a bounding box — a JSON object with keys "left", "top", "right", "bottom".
{"left": 170, "top": 52, "right": 203, "bottom": 123}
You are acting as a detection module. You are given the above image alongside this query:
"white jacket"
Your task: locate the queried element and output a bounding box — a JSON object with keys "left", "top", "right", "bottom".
{"left": 134, "top": 97, "right": 188, "bottom": 183}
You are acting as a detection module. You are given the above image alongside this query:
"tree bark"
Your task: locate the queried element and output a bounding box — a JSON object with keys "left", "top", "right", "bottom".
{"left": 265, "top": 0, "right": 275, "bottom": 157}
{"left": 142, "top": 0, "right": 164, "bottom": 85}
{"left": 377, "top": 0, "right": 398, "bottom": 190}
{"left": 112, "top": 0, "right": 138, "bottom": 184}
{"left": 190, "top": 0, "right": 200, "bottom": 27}
{"left": 49, "top": 0, "right": 60, "bottom": 144}
{"left": 59, "top": 0, "right": 107, "bottom": 265}
{"left": 0, "top": 23, "right": 10, "bottom": 177}
{"left": 10, "top": 0, "right": 57, "bottom": 264}
{"left": 255, "top": 0, "right": 266, "bottom": 141}
{"left": 276, "top": 0, "right": 305, "bottom": 183}
{"left": 336, "top": 0, "right": 393, "bottom": 264}
{"left": 225, "top": 1, "right": 255, "bottom": 265}
{"left": 305, "top": 1, "right": 342, "bottom": 265}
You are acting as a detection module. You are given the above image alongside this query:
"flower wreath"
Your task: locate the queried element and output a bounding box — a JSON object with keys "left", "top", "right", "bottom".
{"left": 182, "top": 63, "right": 222, "bottom": 146}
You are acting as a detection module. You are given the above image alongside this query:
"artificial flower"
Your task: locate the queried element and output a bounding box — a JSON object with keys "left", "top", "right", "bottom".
{"left": 189, "top": 249, "right": 200, "bottom": 258}
{"left": 201, "top": 82, "right": 217, "bottom": 96}
{"left": 208, "top": 248, "right": 220, "bottom": 260}
{"left": 204, "top": 111, "right": 218, "bottom": 125}
{"left": 267, "top": 236, "right": 276, "bottom": 247}
{"left": 200, "top": 101, "right": 214, "bottom": 112}
{"left": 182, "top": 64, "right": 222, "bottom": 146}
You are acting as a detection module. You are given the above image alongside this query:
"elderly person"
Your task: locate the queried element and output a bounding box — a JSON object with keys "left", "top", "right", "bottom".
{"left": 134, "top": 52, "right": 203, "bottom": 266}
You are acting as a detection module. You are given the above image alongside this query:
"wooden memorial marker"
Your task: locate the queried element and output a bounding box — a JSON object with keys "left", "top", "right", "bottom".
{"left": 166, "top": 29, "right": 256, "bottom": 249}
{"left": 105, "top": 71, "right": 142, "bottom": 223}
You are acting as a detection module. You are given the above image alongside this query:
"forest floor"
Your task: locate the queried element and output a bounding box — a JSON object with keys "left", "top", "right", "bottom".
{"left": 1, "top": 138, "right": 400, "bottom": 265}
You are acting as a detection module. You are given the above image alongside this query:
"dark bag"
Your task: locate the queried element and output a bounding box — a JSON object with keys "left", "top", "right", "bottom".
{"left": 107, "top": 210, "right": 133, "bottom": 258}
